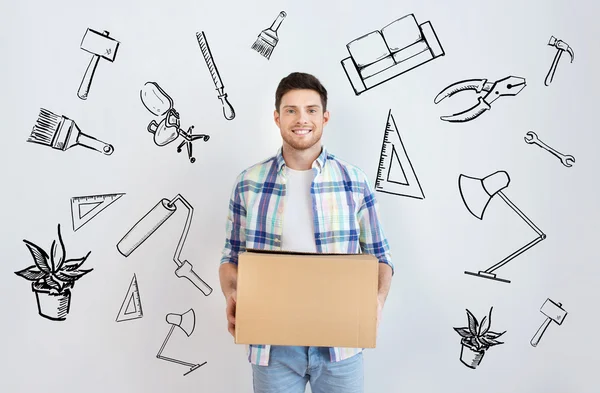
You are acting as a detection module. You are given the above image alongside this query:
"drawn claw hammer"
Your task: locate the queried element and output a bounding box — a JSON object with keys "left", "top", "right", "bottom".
{"left": 524, "top": 131, "right": 575, "bottom": 167}
{"left": 545, "top": 36, "right": 574, "bottom": 86}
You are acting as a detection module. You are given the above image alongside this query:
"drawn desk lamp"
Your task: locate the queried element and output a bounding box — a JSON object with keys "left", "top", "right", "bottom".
{"left": 140, "top": 81, "right": 210, "bottom": 163}
{"left": 156, "top": 308, "right": 207, "bottom": 376}
{"left": 116, "top": 194, "right": 213, "bottom": 296}
{"left": 459, "top": 170, "right": 546, "bottom": 283}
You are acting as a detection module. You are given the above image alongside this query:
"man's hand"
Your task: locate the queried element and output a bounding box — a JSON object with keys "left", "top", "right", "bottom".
{"left": 226, "top": 290, "right": 237, "bottom": 338}
{"left": 376, "top": 295, "right": 384, "bottom": 333}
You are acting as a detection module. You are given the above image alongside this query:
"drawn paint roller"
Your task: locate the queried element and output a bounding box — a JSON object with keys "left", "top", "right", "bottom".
{"left": 530, "top": 298, "right": 567, "bottom": 347}
{"left": 27, "top": 108, "right": 114, "bottom": 155}
{"left": 78, "top": 28, "right": 120, "bottom": 100}
{"left": 117, "top": 195, "right": 213, "bottom": 296}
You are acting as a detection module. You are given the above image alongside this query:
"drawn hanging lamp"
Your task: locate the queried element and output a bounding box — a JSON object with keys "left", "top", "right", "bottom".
{"left": 459, "top": 170, "right": 546, "bottom": 283}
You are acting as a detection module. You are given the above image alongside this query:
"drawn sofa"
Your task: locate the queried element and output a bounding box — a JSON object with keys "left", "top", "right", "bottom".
{"left": 341, "top": 14, "right": 444, "bottom": 95}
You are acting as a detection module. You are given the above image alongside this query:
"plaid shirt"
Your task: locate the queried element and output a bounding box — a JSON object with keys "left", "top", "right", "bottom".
{"left": 220, "top": 146, "right": 394, "bottom": 366}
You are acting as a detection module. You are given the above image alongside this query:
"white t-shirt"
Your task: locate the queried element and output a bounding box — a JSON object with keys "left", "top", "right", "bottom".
{"left": 280, "top": 167, "right": 317, "bottom": 253}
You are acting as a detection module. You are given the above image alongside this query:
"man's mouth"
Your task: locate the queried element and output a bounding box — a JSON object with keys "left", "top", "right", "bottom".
{"left": 293, "top": 128, "right": 312, "bottom": 135}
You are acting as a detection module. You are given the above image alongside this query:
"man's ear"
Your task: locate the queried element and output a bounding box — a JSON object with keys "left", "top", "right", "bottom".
{"left": 274, "top": 109, "right": 280, "bottom": 127}
{"left": 323, "top": 110, "right": 330, "bottom": 126}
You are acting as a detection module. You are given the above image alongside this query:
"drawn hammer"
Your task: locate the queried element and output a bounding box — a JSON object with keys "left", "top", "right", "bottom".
{"left": 544, "top": 36, "right": 574, "bottom": 86}
{"left": 530, "top": 298, "right": 567, "bottom": 347}
{"left": 78, "top": 28, "right": 120, "bottom": 100}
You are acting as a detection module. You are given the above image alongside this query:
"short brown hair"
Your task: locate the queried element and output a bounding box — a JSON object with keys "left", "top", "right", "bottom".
{"left": 275, "top": 72, "right": 328, "bottom": 112}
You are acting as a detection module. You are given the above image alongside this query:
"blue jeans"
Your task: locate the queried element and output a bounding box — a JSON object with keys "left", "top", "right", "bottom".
{"left": 251, "top": 345, "right": 364, "bottom": 393}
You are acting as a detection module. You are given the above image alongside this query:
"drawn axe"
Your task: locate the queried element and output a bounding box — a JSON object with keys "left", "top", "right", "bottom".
{"left": 530, "top": 298, "right": 567, "bottom": 347}
{"left": 78, "top": 28, "right": 120, "bottom": 100}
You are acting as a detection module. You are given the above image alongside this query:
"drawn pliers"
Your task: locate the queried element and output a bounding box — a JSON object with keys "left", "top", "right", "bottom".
{"left": 434, "top": 76, "right": 526, "bottom": 122}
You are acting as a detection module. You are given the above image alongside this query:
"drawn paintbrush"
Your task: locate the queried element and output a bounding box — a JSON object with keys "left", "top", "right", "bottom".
{"left": 251, "top": 11, "right": 286, "bottom": 60}
{"left": 196, "top": 31, "right": 235, "bottom": 121}
{"left": 28, "top": 108, "right": 114, "bottom": 155}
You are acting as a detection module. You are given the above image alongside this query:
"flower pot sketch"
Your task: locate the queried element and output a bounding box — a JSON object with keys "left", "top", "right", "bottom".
{"left": 15, "top": 223, "right": 93, "bottom": 321}
{"left": 453, "top": 307, "right": 505, "bottom": 369}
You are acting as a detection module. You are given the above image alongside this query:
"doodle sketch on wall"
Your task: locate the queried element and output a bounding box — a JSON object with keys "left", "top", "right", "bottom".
{"left": 459, "top": 170, "right": 546, "bottom": 283}
{"left": 77, "top": 28, "right": 120, "bottom": 100}
{"left": 530, "top": 298, "right": 567, "bottom": 347}
{"left": 195, "top": 31, "right": 235, "bottom": 120}
{"left": 341, "top": 13, "right": 444, "bottom": 95}
{"left": 71, "top": 193, "right": 125, "bottom": 232}
{"left": 28, "top": 108, "right": 115, "bottom": 155}
{"left": 156, "top": 308, "right": 207, "bottom": 376}
{"left": 524, "top": 131, "right": 575, "bottom": 168}
{"left": 453, "top": 307, "right": 506, "bottom": 369}
{"left": 116, "top": 194, "right": 213, "bottom": 296}
{"left": 375, "top": 109, "right": 424, "bottom": 199}
{"left": 14, "top": 224, "right": 93, "bottom": 321}
{"left": 434, "top": 76, "right": 526, "bottom": 123}
{"left": 140, "top": 81, "right": 210, "bottom": 163}
{"left": 544, "top": 35, "right": 574, "bottom": 86}
{"left": 116, "top": 273, "right": 143, "bottom": 322}
{"left": 251, "top": 11, "right": 287, "bottom": 60}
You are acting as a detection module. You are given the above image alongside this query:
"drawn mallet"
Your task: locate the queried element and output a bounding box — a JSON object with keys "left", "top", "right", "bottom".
{"left": 27, "top": 108, "right": 114, "bottom": 155}
{"left": 530, "top": 298, "right": 567, "bottom": 347}
{"left": 78, "top": 28, "right": 120, "bottom": 100}
{"left": 116, "top": 195, "right": 213, "bottom": 296}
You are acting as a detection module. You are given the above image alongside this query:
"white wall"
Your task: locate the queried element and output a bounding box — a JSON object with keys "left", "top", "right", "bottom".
{"left": 1, "top": 0, "right": 599, "bottom": 392}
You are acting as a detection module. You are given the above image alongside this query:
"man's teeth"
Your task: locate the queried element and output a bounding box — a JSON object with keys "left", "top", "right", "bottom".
{"left": 293, "top": 129, "right": 311, "bottom": 135}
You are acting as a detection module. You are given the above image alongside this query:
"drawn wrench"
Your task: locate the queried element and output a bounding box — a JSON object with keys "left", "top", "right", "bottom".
{"left": 524, "top": 131, "right": 575, "bottom": 167}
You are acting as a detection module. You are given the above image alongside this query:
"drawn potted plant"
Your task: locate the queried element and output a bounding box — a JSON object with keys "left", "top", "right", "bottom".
{"left": 453, "top": 306, "right": 506, "bottom": 369}
{"left": 14, "top": 223, "right": 93, "bottom": 321}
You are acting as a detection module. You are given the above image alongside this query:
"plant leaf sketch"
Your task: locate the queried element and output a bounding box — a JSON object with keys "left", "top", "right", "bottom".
{"left": 341, "top": 13, "right": 444, "bottom": 95}
{"left": 434, "top": 76, "right": 526, "bottom": 122}
{"left": 116, "top": 194, "right": 213, "bottom": 296}
{"left": 28, "top": 108, "right": 114, "bottom": 155}
{"left": 195, "top": 31, "right": 235, "bottom": 120}
{"left": 251, "top": 11, "right": 286, "bottom": 60}
{"left": 116, "top": 273, "right": 143, "bottom": 322}
{"left": 524, "top": 131, "right": 575, "bottom": 167}
{"left": 545, "top": 36, "right": 574, "bottom": 86}
{"left": 14, "top": 223, "right": 93, "bottom": 321}
{"left": 156, "top": 308, "right": 207, "bottom": 376}
{"left": 140, "top": 81, "right": 210, "bottom": 163}
{"left": 375, "top": 109, "right": 424, "bottom": 199}
{"left": 459, "top": 170, "right": 546, "bottom": 284}
{"left": 71, "top": 193, "right": 125, "bottom": 232}
{"left": 453, "top": 307, "right": 505, "bottom": 369}
{"left": 78, "top": 28, "right": 120, "bottom": 100}
{"left": 530, "top": 298, "right": 567, "bottom": 347}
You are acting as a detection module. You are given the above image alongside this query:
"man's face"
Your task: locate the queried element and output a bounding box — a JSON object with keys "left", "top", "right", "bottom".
{"left": 274, "top": 89, "right": 329, "bottom": 152}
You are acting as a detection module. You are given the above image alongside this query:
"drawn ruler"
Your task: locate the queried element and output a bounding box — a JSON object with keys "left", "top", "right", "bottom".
{"left": 71, "top": 193, "right": 125, "bottom": 231}
{"left": 375, "top": 110, "right": 424, "bottom": 199}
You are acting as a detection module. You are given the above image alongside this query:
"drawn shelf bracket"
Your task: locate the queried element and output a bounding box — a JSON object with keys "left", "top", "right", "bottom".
{"left": 116, "top": 194, "right": 213, "bottom": 296}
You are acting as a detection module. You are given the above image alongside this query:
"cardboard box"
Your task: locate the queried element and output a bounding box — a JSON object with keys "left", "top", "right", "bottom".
{"left": 235, "top": 249, "right": 379, "bottom": 348}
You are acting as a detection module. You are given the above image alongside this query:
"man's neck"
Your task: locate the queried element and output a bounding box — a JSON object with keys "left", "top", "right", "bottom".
{"left": 282, "top": 143, "right": 322, "bottom": 170}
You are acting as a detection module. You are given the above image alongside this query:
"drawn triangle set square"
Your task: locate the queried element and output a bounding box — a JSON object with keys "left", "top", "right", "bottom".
{"left": 71, "top": 193, "right": 125, "bottom": 231}
{"left": 375, "top": 110, "right": 425, "bottom": 199}
{"left": 116, "top": 274, "right": 143, "bottom": 322}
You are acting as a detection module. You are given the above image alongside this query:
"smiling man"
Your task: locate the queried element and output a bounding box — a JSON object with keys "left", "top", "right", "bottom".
{"left": 219, "top": 72, "right": 394, "bottom": 393}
